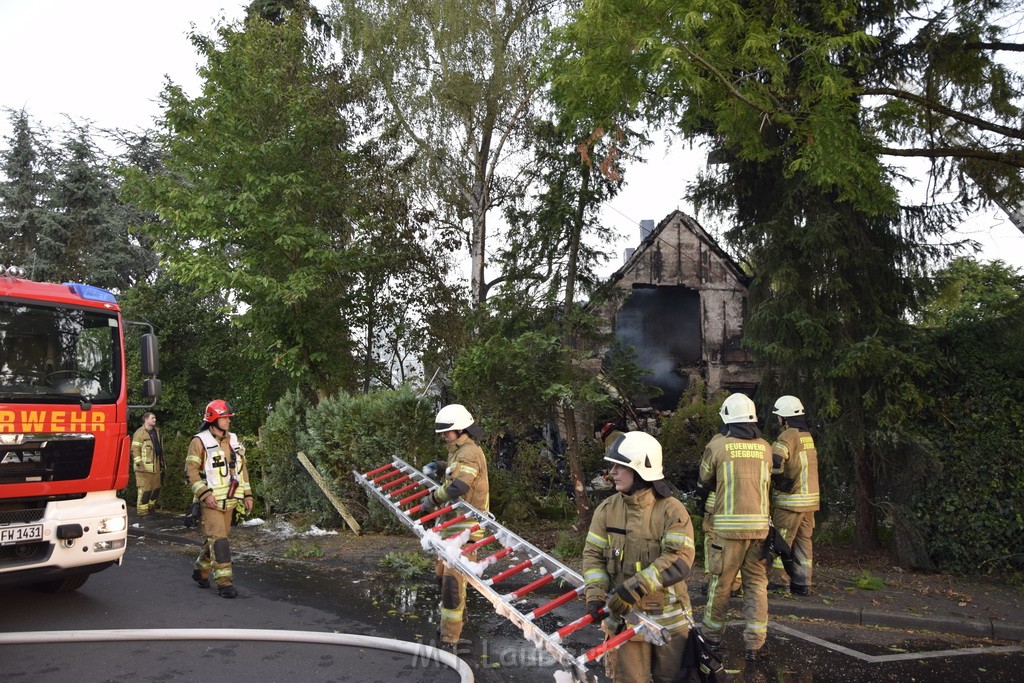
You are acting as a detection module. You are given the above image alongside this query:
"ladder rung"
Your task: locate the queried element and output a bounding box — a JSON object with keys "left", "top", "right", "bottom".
{"left": 363, "top": 463, "right": 395, "bottom": 477}
{"left": 372, "top": 468, "right": 403, "bottom": 484}
{"left": 512, "top": 572, "right": 554, "bottom": 599}
{"left": 381, "top": 474, "right": 412, "bottom": 491}
{"left": 479, "top": 545, "right": 515, "bottom": 566}
{"left": 526, "top": 587, "right": 581, "bottom": 620}
{"left": 552, "top": 608, "right": 605, "bottom": 642}
{"left": 399, "top": 489, "right": 431, "bottom": 508}
{"left": 462, "top": 534, "right": 497, "bottom": 555}
{"left": 581, "top": 626, "right": 636, "bottom": 663}
{"left": 434, "top": 514, "right": 469, "bottom": 532}
{"left": 388, "top": 482, "right": 421, "bottom": 498}
{"left": 414, "top": 502, "right": 453, "bottom": 521}
{"left": 488, "top": 558, "right": 533, "bottom": 585}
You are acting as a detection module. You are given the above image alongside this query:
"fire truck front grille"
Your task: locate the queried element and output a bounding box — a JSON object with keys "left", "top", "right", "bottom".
{"left": 0, "top": 540, "right": 52, "bottom": 567}
{"left": 0, "top": 435, "right": 94, "bottom": 484}
{"left": 0, "top": 508, "right": 45, "bottom": 525}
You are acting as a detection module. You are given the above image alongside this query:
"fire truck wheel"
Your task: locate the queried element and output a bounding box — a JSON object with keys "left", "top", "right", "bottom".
{"left": 33, "top": 574, "right": 90, "bottom": 593}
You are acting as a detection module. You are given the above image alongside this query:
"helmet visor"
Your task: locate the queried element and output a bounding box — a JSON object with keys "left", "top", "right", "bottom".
{"left": 603, "top": 434, "right": 631, "bottom": 467}
{"left": 434, "top": 421, "right": 455, "bottom": 432}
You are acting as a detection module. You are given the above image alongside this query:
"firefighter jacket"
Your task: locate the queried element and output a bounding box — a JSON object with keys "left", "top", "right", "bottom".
{"left": 698, "top": 434, "right": 772, "bottom": 540}
{"left": 131, "top": 426, "right": 162, "bottom": 473}
{"left": 185, "top": 429, "right": 252, "bottom": 507}
{"left": 771, "top": 428, "right": 820, "bottom": 512}
{"left": 434, "top": 433, "right": 489, "bottom": 539}
{"left": 583, "top": 487, "right": 695, "bottom": 635}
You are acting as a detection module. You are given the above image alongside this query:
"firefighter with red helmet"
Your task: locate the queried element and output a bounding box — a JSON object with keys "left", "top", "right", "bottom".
{"left": 185, "top": 399, "right": 253, "bottom": 598}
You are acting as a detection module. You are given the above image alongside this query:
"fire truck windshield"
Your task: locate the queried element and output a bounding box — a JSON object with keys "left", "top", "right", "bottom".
{"left": 0, "top": 300, "right": 122, "bottom": 403}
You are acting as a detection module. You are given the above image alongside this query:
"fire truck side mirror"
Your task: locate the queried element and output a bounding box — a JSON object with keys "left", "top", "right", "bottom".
{"left": 141, "top": 333, "right": 159, "bottom": 376}
{"left": 143, "top": 377, "right": 162, "bottom": 400}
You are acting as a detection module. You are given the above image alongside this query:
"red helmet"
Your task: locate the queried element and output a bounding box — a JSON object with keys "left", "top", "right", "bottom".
{"left": 203, "top": 399, "right": 235, "bottom": 423}
{"left": 599, "top": 423, "right": 617, "bottom": 441}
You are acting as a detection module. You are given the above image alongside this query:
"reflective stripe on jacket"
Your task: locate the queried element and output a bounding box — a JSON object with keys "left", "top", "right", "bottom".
{"left": 185, "top": 429, "right": 250, "bottom": 504}
{"left": 131, "top": 426, "right": 160, "bottom": 473}
{"left": 772, "top": 428, "right": 820, "bottom": 511}
{"left": 699, "top": 435, "right": 772, "bottom": 539}
{"left": 437, "top": 434, "right": 489, "bottom": 540}
{"left": 583, "top": 488, "right": 695, "bottom": 635}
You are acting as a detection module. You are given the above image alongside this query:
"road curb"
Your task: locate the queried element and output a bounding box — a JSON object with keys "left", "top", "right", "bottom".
{"left": 690, "top": 593, "right": 1020, "bottom": 640}
{"left": 128, "top": 524, "right": 202, "bottom": 547}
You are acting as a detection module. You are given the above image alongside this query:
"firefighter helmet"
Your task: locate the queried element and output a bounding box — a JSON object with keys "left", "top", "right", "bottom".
{"left": 720, "top": 393, "right": 757, "bottom": 424}
{"left": 434, "top": 404, "right": 474, "bottom": 433}
{"left": 203, "top": 399, "right": 235, "bottom": 423}
{"left": 773, "top": 395, "right": 805, "bottom": 418}
{"left": 604, "top": 431, "right": 664, "bottom": 482}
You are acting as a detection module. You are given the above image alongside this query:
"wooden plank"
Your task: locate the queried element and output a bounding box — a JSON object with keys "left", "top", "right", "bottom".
{"left": 296, "top": 451, "right": 362, "bottom": 535}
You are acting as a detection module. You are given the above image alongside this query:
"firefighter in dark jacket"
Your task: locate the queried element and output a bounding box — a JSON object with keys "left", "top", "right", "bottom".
{"left": 583, "top": 431, "right": 696, "bottom": 683}
{"left": 769, "top": 395, "right": 819, "bottom": 596}
{"left": 419, "top": 403, "right": 490, "bottom": 650}
{"left": 184, "top": 399, "right": 253, "bottom": 599}
{"left": 696, "top": 393, "right": 772, "bottom": 662}
{"left": 131, "top": 412, "right": 163, "bottom": 516}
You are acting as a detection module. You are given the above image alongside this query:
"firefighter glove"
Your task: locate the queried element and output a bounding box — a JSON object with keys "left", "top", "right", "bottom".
{"left": 695, "top": 481, "right": 711, "bottom": 513}
{"left": 607, "top": 580, "right": 645, "bottom": 617}
{"left": 420, "top": 493, "right": 437, "bottom": 514}
{"left": 586, "top": 599, "right": 606, "bottom": 621}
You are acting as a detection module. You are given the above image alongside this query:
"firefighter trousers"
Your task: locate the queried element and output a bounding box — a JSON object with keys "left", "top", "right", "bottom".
{"left": 772, "top": 508, "right": 815, "bottom": 587}
{"left": 603, "top": 625, "right": 688, "bottom": 683}
{"left": 135, "top": 471, "right": 160, "bottom": 515}
{"left": 195, "top": 505, "right": 235, "bottom": 588}
{"left": 703, "top": 537, "right": 768, "bottom": 650}
{"left": 435, "top": 550, "right": 477, "bottom": 643}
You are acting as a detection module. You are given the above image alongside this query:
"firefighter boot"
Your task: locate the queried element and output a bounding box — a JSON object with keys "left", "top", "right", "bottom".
{"left": 745, "top": 643, "right": 768, "bottom": 662}
{"left": 790, "top": 583, "right": 810, "bottom": 596}
{"left": 218, "top": 585, "right": 238, "bottom": 599}
{"left": 192, "top": 570, "right": 210, "bottom": 589}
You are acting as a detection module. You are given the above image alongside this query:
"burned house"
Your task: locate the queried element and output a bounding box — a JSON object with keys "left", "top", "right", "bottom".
{"left": 595, "top": 210, "right": 760, "bottom": 410}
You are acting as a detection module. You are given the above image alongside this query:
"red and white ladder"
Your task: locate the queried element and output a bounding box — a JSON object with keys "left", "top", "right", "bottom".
{"left": 354, "top": 456, "right": 670, "bottom": 682}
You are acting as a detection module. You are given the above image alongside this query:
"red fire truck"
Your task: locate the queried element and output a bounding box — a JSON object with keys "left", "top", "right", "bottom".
{"left": 0, "top": 266, "right": 160, "bottom": 592}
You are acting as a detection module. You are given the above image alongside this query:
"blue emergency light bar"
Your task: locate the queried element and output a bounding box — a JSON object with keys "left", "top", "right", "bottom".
{"left": 63, "top": 282, "right": 118, "bottom": 304}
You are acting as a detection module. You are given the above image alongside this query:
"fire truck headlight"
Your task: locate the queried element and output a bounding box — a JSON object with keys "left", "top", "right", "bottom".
{"left": 97, "top": 516, "right": 127, "bottom": 534}
{"left": 93, "top": 539, "right": 126, "bottom": 552}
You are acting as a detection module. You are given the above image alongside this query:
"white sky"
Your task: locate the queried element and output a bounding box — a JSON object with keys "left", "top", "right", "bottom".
{"left": 1, "top": 0, "right": 1022, "bottom": 278}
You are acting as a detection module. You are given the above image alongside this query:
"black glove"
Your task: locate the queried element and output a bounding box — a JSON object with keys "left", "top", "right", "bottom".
{"left": 420, "top": 493, "right": 437, "bottom": 514}
{"left": 607, "top": 580, "right": 645, "bottom": 617}
{"left": 695, "top": 482, "right": 712, "bottom": 513}
{"left": 586, "top": 599, "right": 605, "bottom": 621}
{"left": 771, "top": 473, "right": 795, "bottom": 493}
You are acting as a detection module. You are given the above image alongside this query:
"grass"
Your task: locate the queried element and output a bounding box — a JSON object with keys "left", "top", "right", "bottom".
{"left": 379, "top": 551, "right": 434, "bottom": 580}
{"left": 284, "top": 540, "right": 324, "bottom": 559}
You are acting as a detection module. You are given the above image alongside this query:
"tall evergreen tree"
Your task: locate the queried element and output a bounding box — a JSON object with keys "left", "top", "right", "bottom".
{"left": 0, "top": 110, "right": 59, "bottom": 276}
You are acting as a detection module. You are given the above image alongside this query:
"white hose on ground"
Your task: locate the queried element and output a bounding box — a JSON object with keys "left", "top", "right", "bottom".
{"left": 0, "top": 628, "right": 473, "bottom": 683}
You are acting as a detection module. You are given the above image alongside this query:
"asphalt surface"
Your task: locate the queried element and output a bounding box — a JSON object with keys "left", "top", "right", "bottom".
{"left": 126, "top": 514, "right": 1024, "bottom": 639}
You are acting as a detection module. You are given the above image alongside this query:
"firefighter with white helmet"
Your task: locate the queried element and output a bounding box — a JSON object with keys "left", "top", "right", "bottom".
{"left": 768, "top": 395, "right": 819, "bottom": 596}
{"left": 582, "top": 431, "right": 695, "bottom": 682}
{"left": 696, "top": 392, "right": 773, "bottom": 662}
{"left": 420, "top": 403, "right": 490, "bottom": 651}
{"left": 184, "top": 399, "right": 253, "bottom": 599}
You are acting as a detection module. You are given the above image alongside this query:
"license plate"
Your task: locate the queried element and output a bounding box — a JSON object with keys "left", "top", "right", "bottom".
{"left": 0, "top": 524, "right": 43, "bottom": 545}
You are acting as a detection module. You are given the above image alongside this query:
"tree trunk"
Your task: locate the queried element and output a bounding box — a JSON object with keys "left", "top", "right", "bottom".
{"left": 853, "top": 443, "right": 880, "bottom": 549}
{"left": 562, "top": 161, "right": 592, "bottom": 530}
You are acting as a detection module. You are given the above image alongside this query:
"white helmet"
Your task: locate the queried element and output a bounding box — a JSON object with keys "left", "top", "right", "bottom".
{"left": 434, "top": 404, "right": 474, "bottom": 433}
{"left": 720, "top": 393, "right": 757, "bottom": 424}
{"left": 604, "top": 432, "right": 664, "bottom": 482}
{"left": 773, "top": 395, "right": 805, "bottom": 418}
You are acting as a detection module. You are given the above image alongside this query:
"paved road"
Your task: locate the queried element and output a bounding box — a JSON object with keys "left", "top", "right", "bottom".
{"left": 0, "top": 537, "right": 463, "bottom": 683}
{"left": 4, "top": 534, "right": 1023, "bottom": 682}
